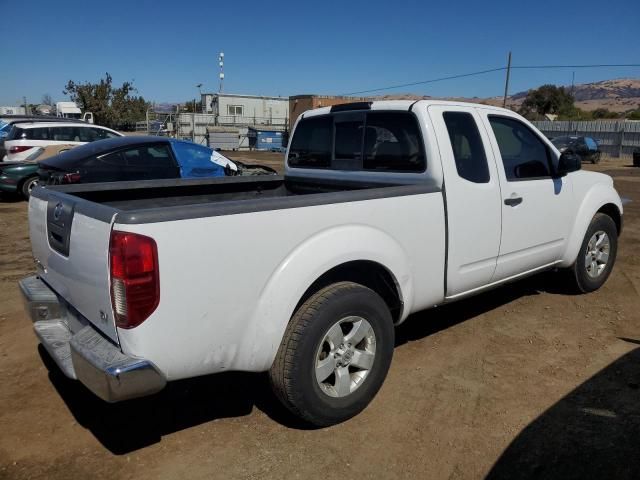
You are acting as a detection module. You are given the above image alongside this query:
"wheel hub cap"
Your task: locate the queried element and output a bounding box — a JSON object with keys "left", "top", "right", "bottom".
{"left": 585, "top": 230, "right": 610, "bottom": 279}
{"left": 315, "top": 316, "right": 376, "bottom": 398}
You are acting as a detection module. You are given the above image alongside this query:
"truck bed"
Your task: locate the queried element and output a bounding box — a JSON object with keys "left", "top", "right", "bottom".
{"left": 33, "top": 175, "right": 436, "bottom": 224}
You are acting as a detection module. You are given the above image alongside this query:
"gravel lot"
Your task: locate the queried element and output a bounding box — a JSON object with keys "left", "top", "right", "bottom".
{"left": 1, "top": 154, "right": 639, "bottom": 480}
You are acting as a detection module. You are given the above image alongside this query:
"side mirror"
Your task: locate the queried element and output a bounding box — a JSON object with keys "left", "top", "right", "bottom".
{"left": 556, "top": 152, "right": 581, "bottom": 177}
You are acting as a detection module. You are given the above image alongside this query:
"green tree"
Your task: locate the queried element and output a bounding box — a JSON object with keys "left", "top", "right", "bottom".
{"left": 519, "top": 85, "right": 575, "bottom": 118}
{"left": 63, "top": 73, "right": 149, "bottom": 129}
{"left": 182, "top": 99, "right": 200, "bottom": 113}
{"left": 591, "top": 108, "right": 619, "bottom": 119}
{"left": 626, "top": 106, "right": 640, "bottom": 120}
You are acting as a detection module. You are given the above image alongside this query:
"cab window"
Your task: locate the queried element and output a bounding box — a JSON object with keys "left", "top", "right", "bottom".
{"left": 442, "top": 112, "right": 489, "bottom": 183}
{"left": 288, "top": 116, "right": 332, "bottom": 168}
{"left": 363, "top": 112, "right": 425, "bottom": 172}
{"left": 488, "top": 116, "right": 552, "bottom": 181}
{"left": 288, "top": 111, "right": 425, "bottom": 172}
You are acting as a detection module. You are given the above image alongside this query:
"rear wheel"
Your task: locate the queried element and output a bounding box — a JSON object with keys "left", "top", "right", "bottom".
{"left": 21, "top": 176, "right": 39, "bottom": 200}
{"left": 591, "top": 152, "right": 601, "bottom": 164}
{"left": 269, "top": 282, "right": 394, "bottom": 426}
{"left": 566, "top": 213, "right": 617, "bottom": 293}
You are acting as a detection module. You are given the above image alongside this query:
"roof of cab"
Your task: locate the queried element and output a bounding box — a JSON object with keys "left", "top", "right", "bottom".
{"left": 301, "top": 99, "right": 514, "bottom": 119}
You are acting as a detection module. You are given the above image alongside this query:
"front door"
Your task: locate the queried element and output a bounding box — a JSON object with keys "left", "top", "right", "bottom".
{"left": 481, "top": 113, "right": 574, "bottom": 281}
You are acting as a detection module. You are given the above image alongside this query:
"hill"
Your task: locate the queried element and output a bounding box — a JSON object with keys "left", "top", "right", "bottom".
{"left": 374, "top": 78, "right": 640, "bottom": 113}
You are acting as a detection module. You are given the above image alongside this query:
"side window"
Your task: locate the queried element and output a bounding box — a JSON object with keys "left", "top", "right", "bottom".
{"left": 96, "top": 151, "right": 126, "bottom": 167}
{"left": 122, "top": 145, "right": 175, "bottom": 168}
{"left": 78, "top": 127, "right": 98, "bottom": 142}
{"left": 50, "top": 127, "right": 79, "bottom": 142}
{"left": 288, "top": 116, "right": 332, "bottom": 168}
{"left": 488, "top": 116, "right": 551, "bottom": 181}
{"left": 442, "top": 112, "right": 489, "bottom": 183}
{"left": 92, "top": 128, "right": 120, "bottom": 139}
{"left": 26, "top": 127, "right": 50, "bottom": 140}
{"left": 363, "top": 112, "right": 425, "bottom": 171}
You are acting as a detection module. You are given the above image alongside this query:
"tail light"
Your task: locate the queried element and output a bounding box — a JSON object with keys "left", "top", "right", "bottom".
{"left": 109, "top": 231, "right": 159, "bottom": 329}
{"left": 9, "top": 146, "right": 33, "bottom": 154}
{"left": 61, "top": 172, "right": 81, "bottom": 184}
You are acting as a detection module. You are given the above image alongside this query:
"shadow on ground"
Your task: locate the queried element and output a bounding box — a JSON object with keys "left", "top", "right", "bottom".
{"left": 0, "top": 192, "right": 24, "bottom": 203}
{"left": 395, "top": 270, "right": 571, "bottom": 346}
{"left": 486, "top": 341, "right": 640, "bottom": 480}
{"left": 40, "top": 271, "right": 574, "bottom": 455}
{"left": 39, "top": 344, "right": 307, "bottom": 454}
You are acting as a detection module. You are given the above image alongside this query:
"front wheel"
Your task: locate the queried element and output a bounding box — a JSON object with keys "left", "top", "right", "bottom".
{"left": 269, "top": 282, "right": 394, "bottom": 426}
{"left": 566, "top": 213, "right": 618, "bottom": 293}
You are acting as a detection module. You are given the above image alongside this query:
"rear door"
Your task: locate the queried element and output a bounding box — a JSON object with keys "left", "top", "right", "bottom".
{"left": 481, "top": 113, "right": 574, "bottom": 280}
{"left": 428, "top": 105, "right": 502, "bottom": 296}
{"left": 29, "top": 191, "right": 118, "bottom": 342}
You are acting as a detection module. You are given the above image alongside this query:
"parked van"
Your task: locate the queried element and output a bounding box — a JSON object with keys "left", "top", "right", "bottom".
{"left": 3, "top": 122, "right": 122, "bottom": 161}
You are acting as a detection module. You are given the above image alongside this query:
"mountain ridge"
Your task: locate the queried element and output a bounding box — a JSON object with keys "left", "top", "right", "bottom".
{"left": 374, "top": 78, "right": 640, "bottom": 112}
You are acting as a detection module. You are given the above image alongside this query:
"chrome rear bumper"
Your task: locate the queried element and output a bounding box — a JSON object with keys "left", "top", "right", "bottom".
{"left": 19, "top": 275, "right": 166, "bottom": 402}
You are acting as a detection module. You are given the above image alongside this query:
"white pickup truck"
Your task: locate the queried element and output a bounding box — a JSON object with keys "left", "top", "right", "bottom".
{"left": 20, "top": 100, "right": 622, "bottom": 426}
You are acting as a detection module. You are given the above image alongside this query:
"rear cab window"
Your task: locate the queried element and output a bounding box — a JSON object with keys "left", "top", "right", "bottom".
{"left": 288, "top": 116, "right": 332, "bottom": 168}
{"left": 288, "top": 110, "right": 425, "bottom": 172}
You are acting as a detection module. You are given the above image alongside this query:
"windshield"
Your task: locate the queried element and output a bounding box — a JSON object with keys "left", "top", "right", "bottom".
{"left": 0, "top": 121, "right": 9, "bottom": 132}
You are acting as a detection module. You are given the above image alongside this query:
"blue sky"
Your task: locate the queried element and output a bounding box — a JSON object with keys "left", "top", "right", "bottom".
{"left": 1, "top": 0, "right": 639, "bottom": 105}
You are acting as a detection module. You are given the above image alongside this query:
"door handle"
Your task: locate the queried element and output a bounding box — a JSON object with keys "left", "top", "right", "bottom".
{"left": 504, "top": 196, "right": 523, "bottom": 207}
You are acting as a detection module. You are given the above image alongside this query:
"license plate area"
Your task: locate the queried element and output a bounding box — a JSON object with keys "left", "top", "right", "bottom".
{"left": 47, "top": 195, "right": 75, "bottom": 256}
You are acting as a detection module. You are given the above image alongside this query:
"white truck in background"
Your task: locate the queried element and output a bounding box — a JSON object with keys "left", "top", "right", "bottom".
{"left": 55, "top": 101, "right": 93, "bottom": 124}
{"left": 21, "top": 100, "right": 622, "bottom": 426}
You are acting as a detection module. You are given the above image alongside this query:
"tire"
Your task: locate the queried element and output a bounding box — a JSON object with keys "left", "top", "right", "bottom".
{"left": 567, "top": 213, "right": 618, "bottom": 293}
{"left": 20, "top": 176, "right": 39, "bottom": 200}
{"left": 269, "top": 281, "right": 394, "bottom": 426}
{"left": 591, "top": 152, "right": 601, "bottom": 164}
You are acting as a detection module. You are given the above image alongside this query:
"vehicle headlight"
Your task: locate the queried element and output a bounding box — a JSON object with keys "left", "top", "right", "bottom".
{"left": 559, "top": 147, "right": 567, "bottom": 153}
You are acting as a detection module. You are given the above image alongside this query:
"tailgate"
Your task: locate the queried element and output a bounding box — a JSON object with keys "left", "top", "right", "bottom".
{"left": 28, "top": 191, "right": 119, "bottom": 343}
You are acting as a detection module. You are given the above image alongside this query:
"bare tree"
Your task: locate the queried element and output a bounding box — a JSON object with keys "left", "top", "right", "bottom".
{"left": 41, "top": 93, "right": 54, "bottom": 106}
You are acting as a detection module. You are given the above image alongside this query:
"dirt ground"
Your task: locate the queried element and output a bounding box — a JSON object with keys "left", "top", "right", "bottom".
{"left": 1, "top": 154, "right": 639, "bottom": 480}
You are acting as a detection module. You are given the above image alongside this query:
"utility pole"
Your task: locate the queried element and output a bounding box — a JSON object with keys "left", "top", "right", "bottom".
{"left": 570, "top": 71, "right": 575, "bottom": 97}
{"left": 218, "top": 52, "right": 225, "bottom": 93}
{"left": 502, "top": 51, "right": 512, "bottom": 108}
{"left": 23, "top": 96, "right": 29, "bottom": 115}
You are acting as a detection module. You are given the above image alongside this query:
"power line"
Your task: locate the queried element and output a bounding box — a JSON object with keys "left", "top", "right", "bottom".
{"left": 512, "top": 63, "right": 640, "bottom": 70}
{"left": 340, "top": 63, "right": 640, "bottom": 96}
{"left": 340, "top": 67, "right": 506, "bottom": 96}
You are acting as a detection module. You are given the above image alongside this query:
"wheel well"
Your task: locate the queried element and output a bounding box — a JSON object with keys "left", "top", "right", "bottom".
{"left": 597, "top": 203, "right": 622, "bottom": 236}
{"left": 295, "top": 261, "right": 403, "bottom": 323}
